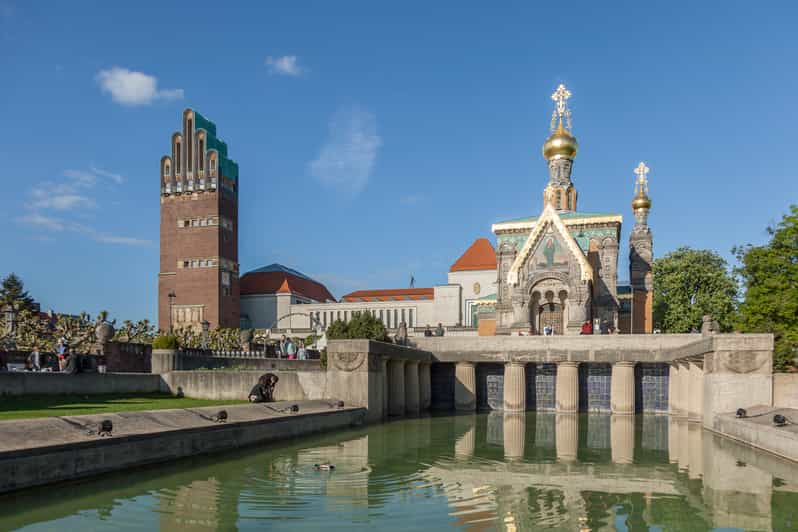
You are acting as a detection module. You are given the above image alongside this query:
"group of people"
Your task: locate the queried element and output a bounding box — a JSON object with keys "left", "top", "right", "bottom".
{"left": 423, "top": 323, "right": 445, "bottom": 337}
{"left": 278, "top": 335, "right": 308, "bottom": 360}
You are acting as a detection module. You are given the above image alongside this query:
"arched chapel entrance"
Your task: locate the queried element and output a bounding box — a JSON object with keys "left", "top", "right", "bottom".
{"left": 529, "top": 281, "right": 569, "bottom": 335}
{"left": 539, "top": 302, "right": 564, "bottom": 335}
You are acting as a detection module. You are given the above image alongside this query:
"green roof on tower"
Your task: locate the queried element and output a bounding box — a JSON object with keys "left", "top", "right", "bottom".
{"left": 194, "top": 110, "right": 238, "bottom": 182}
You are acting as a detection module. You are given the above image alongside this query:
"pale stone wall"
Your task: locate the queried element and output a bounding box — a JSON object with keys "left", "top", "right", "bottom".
{"left": 774, "top": 373, "right": 798, "bottom": 408}
{"left": 433, "top": 284, "right": 462, "bottom": 326}
{"left": 447, "top": 269, "right": 497, "bottom": 326}
{"left": 0, "top": 372, "right": 164, "bottom": 395}
{"left": 162, "top": 370, "right": 327, "bottom": 401}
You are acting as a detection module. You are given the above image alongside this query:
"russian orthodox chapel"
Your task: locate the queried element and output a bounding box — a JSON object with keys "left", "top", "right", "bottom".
{"left": 492, "top": 85, "right": 654, "bottom": 335}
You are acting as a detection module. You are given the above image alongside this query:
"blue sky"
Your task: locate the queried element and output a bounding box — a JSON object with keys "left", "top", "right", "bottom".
{"left": 1, "top": 1, "right": 796, "bottom": 323}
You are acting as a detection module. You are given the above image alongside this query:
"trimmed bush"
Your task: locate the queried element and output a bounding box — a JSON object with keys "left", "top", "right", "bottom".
{"left": 152, "top": 334, "right": 179, "bottom": 350}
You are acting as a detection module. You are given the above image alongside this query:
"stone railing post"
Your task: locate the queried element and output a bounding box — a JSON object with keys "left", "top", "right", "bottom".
{"left": 389, "top": 360, "right": 406, "bottom": 416}
{"left": 455, "top": 361, "right": 476, "bottom": 411}
{"left": 405, "top": 360, "right": 420, "bottom": 415}
{"left": 419, "top": 362, "right": 432, "bottom": 411}
{"left": 503, "top": 361, "right": 526, "bottom": 412}
{"left": 688, "top": 360, "right": 704, "bottom": 423}
{"left": 611, "top": 361, "right": 636, "bottom": 415}
{"left": 151, "top": 348, "right": 179, "bottom": 374}
{"left": 556, "top": 361, "right": 579, "bottom": 413}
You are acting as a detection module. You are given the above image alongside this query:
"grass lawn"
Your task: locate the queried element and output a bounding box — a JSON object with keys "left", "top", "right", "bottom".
{"left": 0, "top": 394, "right": 247, "bottom": 421}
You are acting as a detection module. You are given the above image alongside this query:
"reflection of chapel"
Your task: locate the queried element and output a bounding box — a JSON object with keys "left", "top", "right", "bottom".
{"left": 492, "top": 85, "right": 653, "bottom": 335}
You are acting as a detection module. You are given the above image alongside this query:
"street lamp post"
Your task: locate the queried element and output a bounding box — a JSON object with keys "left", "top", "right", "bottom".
{"left": 167, "top": 291, "right": 176, "bottom": 332}
{"left": 201, "top": 320, "right": 210, "bottom": 350}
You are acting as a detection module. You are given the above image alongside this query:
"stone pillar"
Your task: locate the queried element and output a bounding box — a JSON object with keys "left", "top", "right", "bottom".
{"left": 687, "top": 422, "right": 704, "bottom": 479}
{"left": 389, "top": 360, "right": 406, "bottom": 417}
{"left": 405, "top": 361, "right": 420, "bottom": 415}
{"left": 555, "top": 414, "right": 578, "bottom": 462}
{"left": 503, "top": 361, "right": 526, "bottom": 412}
{"left": 503, "top": 413, "right": 526, "bottom": 461}
{"left": 455, "top": 361, "right": 476, "bottom": 411}
{"left": 555, "top": 361, "right": 579, "bottom": 413}
{"left": 381, "top": 357, "right": 390, "bottom": 419}
{"left": 679, "top": 361, "right": 689, "bottom": 419}
{"left": 611, "top": 415, "right": 635, "bottom": 464}
{"left": 668, "top": 363, "right": 680, "bottom": 416}
{"left": 419, "top": 362, "right": 432, "bottom": 411}
{"left": 688, "top": 361, "right": 704, "bottom": 423}
{"left": 611, "top": 361, "right": 636, "bottom": 415}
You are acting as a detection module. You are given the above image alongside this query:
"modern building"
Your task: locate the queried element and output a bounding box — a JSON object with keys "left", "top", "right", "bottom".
{"left": 157, "top": 109, "right": 240, "bottom": 332}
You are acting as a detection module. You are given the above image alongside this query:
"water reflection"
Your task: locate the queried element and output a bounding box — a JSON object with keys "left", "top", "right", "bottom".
{"left": 2, "top": 413, "right": 798, "bottom": 531}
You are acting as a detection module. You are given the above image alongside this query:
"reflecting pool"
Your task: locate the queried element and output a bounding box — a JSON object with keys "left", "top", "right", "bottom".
{"left": 2, "top": 413, "right": 798, "bottom": 531}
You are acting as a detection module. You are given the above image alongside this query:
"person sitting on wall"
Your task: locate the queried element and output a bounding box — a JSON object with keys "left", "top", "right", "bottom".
{"left": 580, "top": 321, "right": 593, "bottom": 335}
{"left": 435, "top": 323, "right": 445, "bottom": 337}
{"left": 249, "top": 373, "right": 279, "bottom": 403}
{"left": 62, "top": 349, "right": 83, "bottom": 375}
{"left": 424, "top": 325, "right": 433, "bottom": 337}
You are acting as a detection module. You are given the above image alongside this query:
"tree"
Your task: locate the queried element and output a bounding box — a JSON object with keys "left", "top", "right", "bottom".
{"left": 0, "top": 273, "right": 36, "bottom": 312}
{"left": 326, "top": 312, "right": 389, "bottom": 342}
{"left": 652, "top": 247, "right": 738, "bottom": 333}
{"left": 734, "top": 205, "right": 798, "bottom": 370}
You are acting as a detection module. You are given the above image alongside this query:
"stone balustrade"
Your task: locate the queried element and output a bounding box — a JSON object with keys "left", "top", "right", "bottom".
{"left": 326, "top": 334, "right": 774, "bottom": 428}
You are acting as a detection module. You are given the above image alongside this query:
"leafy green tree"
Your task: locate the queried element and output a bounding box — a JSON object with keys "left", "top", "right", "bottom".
{"left": 326, "top": 312, "right": 389, "bottom": 341}
{"left": 734, "top": 205, "right": 798, "bottom": 370}
{"left": 652, "top": 247, "right": 738, "bottom": 333}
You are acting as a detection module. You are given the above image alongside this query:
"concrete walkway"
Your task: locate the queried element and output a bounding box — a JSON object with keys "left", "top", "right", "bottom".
{"left": 712, "top": 405, "right": 798, "bottom": 463}
{"left": 0, "top": 400, "right": 364, "bottom": 493}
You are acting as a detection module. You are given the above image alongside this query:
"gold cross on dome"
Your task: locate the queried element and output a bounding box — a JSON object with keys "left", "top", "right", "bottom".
{"left": 634, "top": 161, "right": 650, "bottom": 194}
{"left": 550, "top": 84, "right": 572, "bottom": 131}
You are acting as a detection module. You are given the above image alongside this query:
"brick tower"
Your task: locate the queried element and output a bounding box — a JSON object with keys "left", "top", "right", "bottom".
{"left": 158, "top": 108, "right": 240, "bottom": 332}
{"left": 629, "top": 162, "right": 654, "bottom": 333}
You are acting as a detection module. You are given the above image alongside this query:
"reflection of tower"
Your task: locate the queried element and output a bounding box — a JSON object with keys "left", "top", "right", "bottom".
{"left": 629, "top": 162, "right": 654, "bottom": 333}
{"left": 542, "top": 84, "right": 579, "bottom": 212}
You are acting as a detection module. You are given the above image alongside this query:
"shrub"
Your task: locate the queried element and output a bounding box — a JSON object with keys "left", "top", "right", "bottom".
{"left": 326, "top": 313, "right": 390, "bottom": 342}
{"left": 152, "top": 334, "right": 179, "bottom": 349}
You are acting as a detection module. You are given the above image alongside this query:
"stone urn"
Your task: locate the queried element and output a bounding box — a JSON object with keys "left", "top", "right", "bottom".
{"left": 240, "top": 328, "right": 254, "bottom": 351}
{"left": 95, "top": 321, "right": 115, "bottom": 345}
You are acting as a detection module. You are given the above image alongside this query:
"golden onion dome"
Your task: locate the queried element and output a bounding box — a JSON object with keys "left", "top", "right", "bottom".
{"left": 542, "top": 122, "right": 578, "bottom": 161}
{"left": 632, "top": 192, "right": 651, "bottom": 210}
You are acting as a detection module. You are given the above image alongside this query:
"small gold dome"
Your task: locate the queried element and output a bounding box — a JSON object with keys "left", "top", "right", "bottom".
{"left": 632, "top": 192, "right": 651, "bottom": 210}
{"left": 542, "top": 122, "right": 578, "bottom": 161}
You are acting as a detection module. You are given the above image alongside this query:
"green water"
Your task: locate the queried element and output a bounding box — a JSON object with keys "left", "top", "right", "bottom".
{"left": 1, "top": 413, "right": 797, "bottom": 531}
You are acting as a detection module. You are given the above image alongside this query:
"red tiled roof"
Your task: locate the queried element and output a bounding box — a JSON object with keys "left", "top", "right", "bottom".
{"left": 450, "top": 238, "right": 497, "bottom": 272}
{"left": 240, "top": 270, "right": 335, "bottom": 302}
{"left": 341, "top": 287, "right": 434, "bottom": 302}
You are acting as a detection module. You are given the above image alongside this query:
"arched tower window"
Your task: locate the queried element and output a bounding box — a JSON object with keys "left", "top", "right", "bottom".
{"left": 555, "top": 190, "right": 562, "bottom": 210}
{"left": 175, "top": 142, "right": 181, "bottom": 174}
{"left": 198, "top": 135, "right": 205, "bottom": 173}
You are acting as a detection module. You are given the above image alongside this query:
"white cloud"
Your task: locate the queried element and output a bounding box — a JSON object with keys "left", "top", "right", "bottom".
{"left": 309, "top": 106, "right": 382, "bottom": 194}
{"left": 89, "top": 165, "right": 125, "bottom": 185}
{"left": 19, "top": 214, "right": 64, "bottom": 231}
{"left": 29, "top": 188, "right": 95, "bottom": 210}
{"left": 95, "top": 67, "right": 184, "bottom": 106}
{"left": 18, "top": 165, "right": 150, "bottom": 246}
{"left": 265, "top": 55, "right": 305, "bottom": 76}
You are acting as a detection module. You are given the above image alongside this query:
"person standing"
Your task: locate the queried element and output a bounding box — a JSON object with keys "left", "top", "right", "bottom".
{"left": 278, "top": 335, "right": 287, "bottom": 358}
{"left": 28, "top": 349, "right": 41, "bottom": 371}
{"left": 285, "top": 338, "right": 297, "bottom": 360}
{"left": 435, "top": 323, "right": 445, "bottom": 337}
{"left": 297, "top": 340, "right": 307, "bottom": 360}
